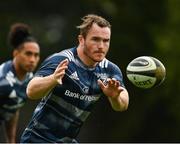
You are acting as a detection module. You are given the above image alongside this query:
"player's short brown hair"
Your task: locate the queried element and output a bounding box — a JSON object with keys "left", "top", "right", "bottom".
{"left": 77, "top": 14, "right": 111, "bottom": 38}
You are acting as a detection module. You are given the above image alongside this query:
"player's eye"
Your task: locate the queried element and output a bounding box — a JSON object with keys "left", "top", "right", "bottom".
{"left": 92, "top": 37, "right": 101, "bottom": 42}
{"left": 25, "top": 51, "right": 33, "bottom": 56}
{"left": 103, "top": 39, "right": 109, "bottom": 43}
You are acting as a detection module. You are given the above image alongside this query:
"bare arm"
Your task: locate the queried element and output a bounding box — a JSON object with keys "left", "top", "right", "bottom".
{"left": 27, "top": 59, "right": 69, "bottom": 100}
{"left": 107, "top": 87, "right": 129, "bottom": 111}
{"left": 27, "top": 75, "right": 58, "bottom": 99}
{"left": 98, "top": 78, "right": 129, "bottom": 111}
{"left": 5, "top": 110, "right": 19, "bottom": 143}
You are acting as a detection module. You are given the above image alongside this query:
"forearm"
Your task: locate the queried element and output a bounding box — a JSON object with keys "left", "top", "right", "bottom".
{"left": 5, "top": 110, "right": 19, "bottom": 143}
{"left": 27, "top": 75, "right": 58, "bottom": 100}
{"left": 108, "top": 88, "right": 129, "bottom": 111}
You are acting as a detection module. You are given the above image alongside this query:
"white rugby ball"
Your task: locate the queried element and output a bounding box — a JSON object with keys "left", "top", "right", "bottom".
{"left": 126, "top": 56, "right": 166, "bottom": 89}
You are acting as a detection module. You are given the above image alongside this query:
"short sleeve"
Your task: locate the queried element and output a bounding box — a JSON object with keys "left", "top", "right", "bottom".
{"left": 108, "top": 62, "right": 125, "bottom": 88}
{"left": 0, "top": 76, "right": 13, "bottom": 98}
{"left": 35, "top": 54, "right": 67, "bottom": 77}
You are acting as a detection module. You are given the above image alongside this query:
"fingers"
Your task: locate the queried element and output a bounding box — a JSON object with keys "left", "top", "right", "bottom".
{"left": 97, "top": 79, "right": 105, "bottom": 89}
{"left": 57, "top": 59, "right": 69, "bottom": 71}
{"left": 54, "top": 59, "right": 69, "bottom": 84}
{"left": 57, "top": 59, "right": 69, "bottom": 68}
{"left": 111, "top": 78, "right": 124, "bottom": 93}
{"left": 118, "top": 86, "right": 125, "bottom": 92}
{"left": 107, "top": 78, "right": 120, "bottom": 87}
{"left": 98, "top": 78, "right": 123, "bottom": 98}
{"left": 98, "top": 78, "right": 120, "bottom": 90}
{"left": 57, "top": 78, "right": 62, "bottom": 84}
{"left": 55, "top": 59, "right": 68, "bottom": 75}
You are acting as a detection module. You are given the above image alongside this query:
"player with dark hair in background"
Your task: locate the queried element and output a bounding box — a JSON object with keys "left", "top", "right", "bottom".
{"left": 20, "top": 14, "right": 129, "bottom": 143}
{"left": 0, "top": 23, "right": 40, "bottom": 143}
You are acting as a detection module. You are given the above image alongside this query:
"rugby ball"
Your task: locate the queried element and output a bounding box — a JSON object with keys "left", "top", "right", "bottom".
{"left": 126, "top": 56, "right": 166, "bottom": 89}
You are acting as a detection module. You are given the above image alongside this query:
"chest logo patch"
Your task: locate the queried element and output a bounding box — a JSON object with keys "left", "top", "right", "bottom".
{"left": 69, "top": 71, "right": 79, "bottom": 81}
{"left": 82, "top": 87, "right": 89, "bottom": 94}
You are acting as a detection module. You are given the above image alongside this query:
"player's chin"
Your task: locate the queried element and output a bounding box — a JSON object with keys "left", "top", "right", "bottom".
{"left": 25, "top": 65, "right": 36, "bottom": 72}
{"left": 94, "top": 55, "right": 105, "bottom": 62}
{"left": 94, "top": 57, "right": 104, "bottom": 62}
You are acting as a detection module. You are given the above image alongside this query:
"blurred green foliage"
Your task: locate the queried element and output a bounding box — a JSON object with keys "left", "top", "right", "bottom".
{"left": 0, "top": 0, "right": 180, "bottom": 142}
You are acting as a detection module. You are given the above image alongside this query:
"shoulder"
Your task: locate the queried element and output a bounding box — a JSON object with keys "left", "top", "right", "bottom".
{"left": 98, "top": 58, "right": 109, "bottom": 68}
{"left": 98, "top": 58, "right": 124, "bottom": 79}
{"left": 0, "top": 61, "right": 14, "bottom": 95}
{"left": 35, "top": 48, "right": 76, "bottom": 76}
{"left": 57, "top": 48, "right": 75, "bottom": 62}
{"left": 44, "top": 47, "right": 76, "bottom": 64}
{"left": 99, "top": 58, "right": 121, "bottom": 71}
{"left": 99, "top": 59, "right": 125, "bottom": 87}
{"left": 0, "top": 60, "right": 13, "bottom": 77}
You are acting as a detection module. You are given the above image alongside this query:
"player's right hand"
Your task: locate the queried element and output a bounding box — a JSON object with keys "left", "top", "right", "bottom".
{"left": 53, "top": 59, "right": 69, "bottom": 84}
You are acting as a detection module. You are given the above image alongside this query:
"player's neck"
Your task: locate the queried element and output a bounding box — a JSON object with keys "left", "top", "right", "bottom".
{"left": 77, "top": 46, "right": 98, "bottom": 68}
{"left": 13, "top": 60, "right": 27, "bottom": 81}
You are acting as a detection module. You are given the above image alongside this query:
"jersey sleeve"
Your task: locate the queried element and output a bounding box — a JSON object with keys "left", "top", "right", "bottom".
{"left": 35, "top": 53, "right": 67, "bottom": 77}
{"left": 0, "top": 76, "right": 13, "bottom": 99}
{"left": 108, "top": 62, "right": 126, "bottom": 88}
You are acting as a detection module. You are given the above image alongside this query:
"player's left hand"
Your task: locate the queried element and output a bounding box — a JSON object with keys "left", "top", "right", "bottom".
{"left": 98, "top": 78, "right": 124, "bottom": 98}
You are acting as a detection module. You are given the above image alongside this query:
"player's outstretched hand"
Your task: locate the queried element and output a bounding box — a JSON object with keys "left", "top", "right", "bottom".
{"left": 98, "top": 78, "right": 124, "bottom": 98}
{"left": 53, "top": 59, "right": 69, "bottom": 84}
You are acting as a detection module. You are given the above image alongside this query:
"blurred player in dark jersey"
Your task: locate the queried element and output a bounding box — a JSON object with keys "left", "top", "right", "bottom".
{"left": 21, "top": 14, "right": 129, "bottom": 143}
{"left": 0, "top": 23, "right": 40, "bottom": 143}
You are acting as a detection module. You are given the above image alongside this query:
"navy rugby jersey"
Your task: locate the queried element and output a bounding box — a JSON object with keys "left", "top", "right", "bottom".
{"left": 0, "top": 60, "right": 33, "bottom": 123}
{"left": 21, "top": 47, "right": 125, "bottom": 143}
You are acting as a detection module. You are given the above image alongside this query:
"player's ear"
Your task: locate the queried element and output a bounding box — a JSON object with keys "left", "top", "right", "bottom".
{"left": 13, "top": 49, "right": 19, "bottom": 57}
{"left": 78, "top": 35, "right": 84, "bottom": 44}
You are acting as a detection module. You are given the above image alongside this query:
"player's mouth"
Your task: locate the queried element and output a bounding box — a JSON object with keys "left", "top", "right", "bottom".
{"left": 26, "top": 64, "right": 36, "bottom": 71}
{"left": 94, "top": 50, "right": 105, "bottom": 54}
{"left": 95, "top": 51, "right": 105, "bottom": 56}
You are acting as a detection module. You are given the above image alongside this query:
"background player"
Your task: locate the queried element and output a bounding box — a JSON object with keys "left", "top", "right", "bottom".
{"left": 21, "top": 14, "right": 129, "bottom": 143}
{"left": 0, "top": 23, "right": 40, "bottom": 143}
